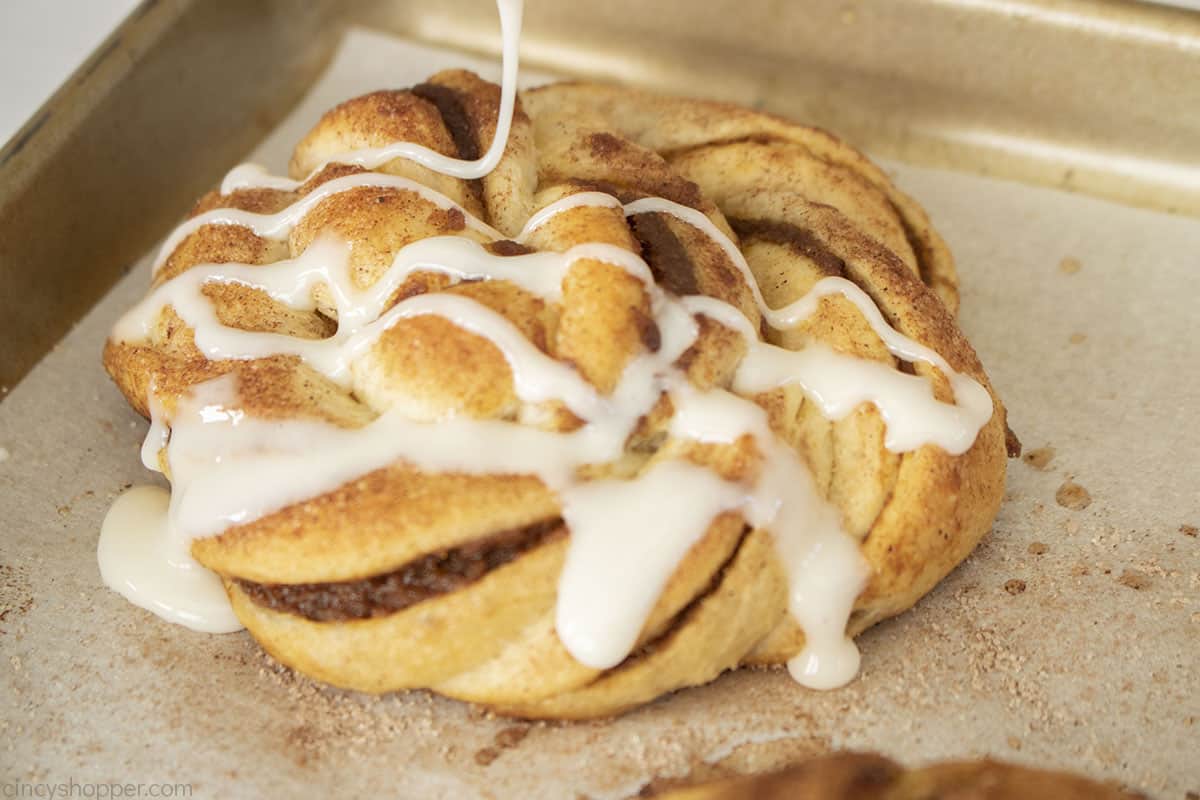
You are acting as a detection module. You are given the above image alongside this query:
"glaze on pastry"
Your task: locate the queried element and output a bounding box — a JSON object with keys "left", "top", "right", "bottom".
{"left": 100, "top": 50, "right": 1009, "bottom": 717}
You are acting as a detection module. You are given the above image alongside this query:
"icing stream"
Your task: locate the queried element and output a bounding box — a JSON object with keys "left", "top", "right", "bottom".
{"left": 99, "top": 0, "right": 992, "bottom": 691}
{"left": 219, "top": 0, "right": 523, "bottom": 196}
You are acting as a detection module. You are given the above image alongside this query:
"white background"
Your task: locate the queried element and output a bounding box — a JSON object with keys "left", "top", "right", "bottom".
{"left": 0, "top": 0, "right": 139, "bottom": 146}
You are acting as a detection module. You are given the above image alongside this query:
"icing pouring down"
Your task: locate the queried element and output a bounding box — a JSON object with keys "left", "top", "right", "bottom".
{"left": 98, "top": 0, "right": 993, "bottom": 690}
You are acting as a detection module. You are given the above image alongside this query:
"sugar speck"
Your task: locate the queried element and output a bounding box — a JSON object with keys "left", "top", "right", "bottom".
{"left": 1059, "top": 256, "right": 1082, "bottom": 274}
{"left": 1022, "top": 446, "right": 1055, "bottom": 471}
{"left": 1055, "top": 480, "right": 1092, "bottom": 511}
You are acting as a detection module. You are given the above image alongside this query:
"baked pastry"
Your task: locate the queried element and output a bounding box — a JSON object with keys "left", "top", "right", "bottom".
{"left": 650, "top": 752, "right": 1145, "bottom": 799}
{"left": 103, "top": 69, "right": 1010, "bottom": 718}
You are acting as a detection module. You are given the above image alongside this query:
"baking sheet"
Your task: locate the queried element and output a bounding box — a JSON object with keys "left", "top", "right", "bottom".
{"left": 2, "top": 28, "right": 1198, "bottom": 799}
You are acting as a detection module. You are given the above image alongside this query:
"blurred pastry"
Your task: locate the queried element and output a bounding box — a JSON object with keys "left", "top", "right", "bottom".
{"left": 650, "top": 752, "right": 1146, "bottom": 799}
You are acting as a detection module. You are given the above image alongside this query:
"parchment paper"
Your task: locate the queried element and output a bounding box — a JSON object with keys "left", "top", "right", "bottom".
{"left": 2, "top": 28, "right": 1197, "bottom": 799}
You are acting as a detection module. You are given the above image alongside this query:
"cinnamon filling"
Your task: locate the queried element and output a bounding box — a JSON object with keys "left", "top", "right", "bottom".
{"left": 486, "top": 239, "right": 534, "bottom": 256}
{"left": 411, "top": 83, "right": 481, "bottom": 162}
{"left": 237, "top": 519, "right": 564, "bottom": 621}
{"left": 411, "top": 82, "right": 485, "bottom": 208}
{"left": 630, "top": 212, "right": 701, "bottom": 296}
{"left": 728, "top": 217, "right": 847, "bottom": 278}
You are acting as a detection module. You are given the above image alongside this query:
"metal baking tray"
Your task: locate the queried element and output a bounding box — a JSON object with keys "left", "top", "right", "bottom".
{"left": 1, "top": 1, "right": 1197, "bottom": 798}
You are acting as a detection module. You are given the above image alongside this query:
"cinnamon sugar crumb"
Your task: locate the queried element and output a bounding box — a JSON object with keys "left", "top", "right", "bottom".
{"left": 1069, "top": 332, "right": 1087, "bottom": 345}
{"left": 1118, "top": 570, "right": 1151, "bottom": 591}
{"left": 474, "top": 747, "right": 500, "bottom": 766}
{"left": 1180, "top": 525, "right": 1197, "bottom": 538}
{"left": 587, "top": 132, "right": 624, "bottom": 158}
{"left": 494, "top": 726, "right": 529, "bottom": 749}
{"left": 1055, "top": 480, "right": 1092, "bottom": 511}
{"left": 1027, "top": 542, "right": 1048, "bottom": 555}
{"left": 1059, "top": 256, "right": 1082, "bottom": 274}
{"left": 427, "top": 206, "right": 466, "bottom": 231}
{"left": 1003, "top": 579, "right": 1027, "bottom": 595}
{"left": 1022, "top": 446, "right": 1055, "bottom": 471}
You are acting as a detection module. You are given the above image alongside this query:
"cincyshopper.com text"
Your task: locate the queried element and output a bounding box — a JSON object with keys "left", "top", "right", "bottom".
{"left": 3, "top": 780, "right": 192, "bottom": 799}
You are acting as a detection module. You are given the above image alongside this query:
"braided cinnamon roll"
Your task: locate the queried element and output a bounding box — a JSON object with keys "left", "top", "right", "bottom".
{"left": 103, "top": 69, "right": 1010, "bottom": 719}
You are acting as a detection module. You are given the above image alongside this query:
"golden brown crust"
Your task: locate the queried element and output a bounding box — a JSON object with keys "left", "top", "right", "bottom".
{"left": 651, "top": 752, "right": 1147, "bottom": 799}
{"left": 104, "top": 70, "right": 1010, "bottom": 718}
{"left": 521, "top": 82, "right": 958, "bottom": 312}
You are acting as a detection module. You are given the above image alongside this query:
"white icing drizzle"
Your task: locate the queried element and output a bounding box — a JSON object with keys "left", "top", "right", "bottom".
{"left": 555, "top": 460, "right": 748, "bottom": 668}
{"left": 679, "top": 289, "right": 990, "bottom": 455}
{"left": 667, "top": 380, "right": 869, "bottom": 685}
{"left": 101, "top": 0, "right": 995, "bottom": 692}
{"left": 153, "top": 172, "right": 503, "bottom": 276}
{"left": 219, "top": 0, "right": 522, "bottom": 196}
{"left": 517, "top": 191, "right": 624, "bottom": 238}
{"left": 98, "top": 485, "right": 243, "bottom": 634}
{"left": 139, "top": 389, "right": 170, "bottom": 471}
{"left": 221, "top": 163, "right": 302, "bottom": 194}
{"left": 124, "top": 235, "right": 654, "bottom": 390}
